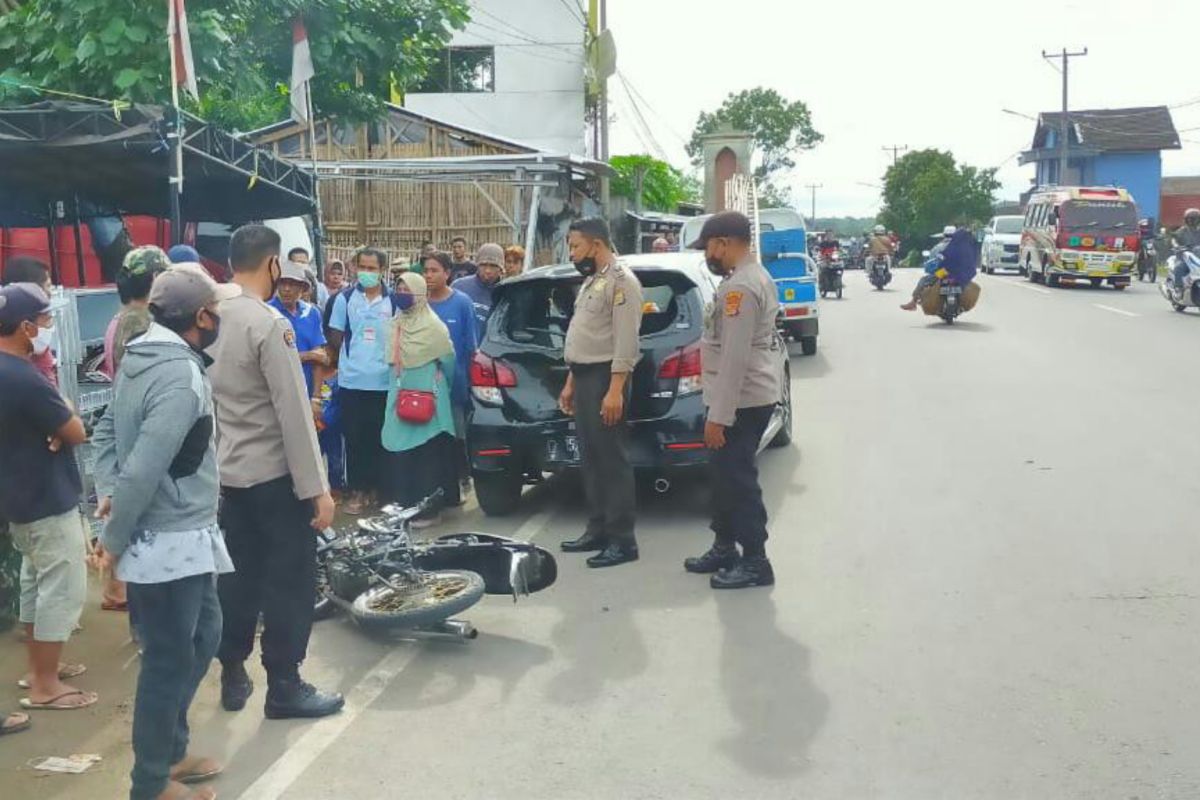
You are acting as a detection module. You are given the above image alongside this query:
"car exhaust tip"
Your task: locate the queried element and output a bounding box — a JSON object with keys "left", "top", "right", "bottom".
{"left": 653, "top": 477, "right": 671, "bottom": 494}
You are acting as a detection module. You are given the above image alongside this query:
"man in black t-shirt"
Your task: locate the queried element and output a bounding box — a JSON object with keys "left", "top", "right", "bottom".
{"left": 0, "top": 284, "right": 93, "bottom": 711}
{"left": 449, "top": 236, "right": 477, "bottom": 282}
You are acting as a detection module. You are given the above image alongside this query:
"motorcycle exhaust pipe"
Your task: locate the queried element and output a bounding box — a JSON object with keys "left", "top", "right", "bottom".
{"left": 653, "top": 477, "right": 671, "bottom": 494}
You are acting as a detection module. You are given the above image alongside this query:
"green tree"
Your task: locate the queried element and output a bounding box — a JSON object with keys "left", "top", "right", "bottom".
{"left": 686, "top": 87, "right": 822, "bottom": 203}
{"left": 878, "top": 149, "right": 999, "bottom": 253}
{"left": 609, "top": 154, "right": 698, "bottom": 212}
{"left": 0, "top": 0, "right": 468, "bottom": 131}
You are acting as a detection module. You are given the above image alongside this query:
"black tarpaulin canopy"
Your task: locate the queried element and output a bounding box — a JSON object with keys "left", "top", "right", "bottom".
{"left": 0, "top": 101, "right": 315, "bottom": 225}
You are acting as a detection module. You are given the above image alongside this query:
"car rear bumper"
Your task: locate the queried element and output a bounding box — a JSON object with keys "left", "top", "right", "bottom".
{"left": 469, "top": 394, "right": 711, "bottom": 477}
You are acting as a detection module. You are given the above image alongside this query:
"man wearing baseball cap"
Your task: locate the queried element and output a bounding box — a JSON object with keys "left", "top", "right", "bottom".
{"left": 91, "top": 263, "right": 238, "bottom": 799}
{"left": 683, "top": 211, "right": 782, "bottom": 589}
{"left": 269, "top": 260, "right": 328, "bottom": 397}
{"left": 451, "top": 241, "right": 505, "bottom": 339}
{"left": 0, "top": 283, "right": 91, "bottom": 719}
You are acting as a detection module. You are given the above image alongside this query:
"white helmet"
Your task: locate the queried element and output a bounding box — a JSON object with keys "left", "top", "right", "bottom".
{"left": 942, "top": 225, "right": 957, "bottom": 238}
{"left": 873, "top": 224, "right": 886, "bottom": 235}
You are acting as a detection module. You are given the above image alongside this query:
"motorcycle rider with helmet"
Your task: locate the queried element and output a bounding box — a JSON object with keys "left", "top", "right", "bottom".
{"left": 1171, "top": 209, "right": 1200, "bottom": 289}
{"left": 867, "top": 224, "right": 894, "bottom": 264}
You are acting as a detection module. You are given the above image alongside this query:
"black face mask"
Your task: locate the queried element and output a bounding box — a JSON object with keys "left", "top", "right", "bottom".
{"left": 197, "top": 311, "right": 220, "bottom": 352}
{"left": 705, "top": 257, "right": 727, "bottom": 277}
{"left": 573, "top": 257, "right": 597, "bottom": 278}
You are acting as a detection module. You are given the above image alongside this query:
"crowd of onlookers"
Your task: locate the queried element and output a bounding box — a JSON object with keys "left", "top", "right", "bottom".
{"left": 0, "top": 233, "right": 526, "bottom": 789}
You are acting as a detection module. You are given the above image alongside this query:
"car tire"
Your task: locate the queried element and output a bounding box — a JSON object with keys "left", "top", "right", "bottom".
{"left": 768, "top": 364, "right": 793, "bottom": 449}
{"left": 799, "top": 336, "right": 817, "bottom": 356}
{"left": 474, "top": 471, "right": 522, "bottom": 517}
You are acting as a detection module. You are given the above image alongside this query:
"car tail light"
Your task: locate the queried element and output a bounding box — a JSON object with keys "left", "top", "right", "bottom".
{"left": 470, "top": 352, "right": 516, "bottom": 405}
{"left": 658, "top": 343, "right": 702, "bottom": 396}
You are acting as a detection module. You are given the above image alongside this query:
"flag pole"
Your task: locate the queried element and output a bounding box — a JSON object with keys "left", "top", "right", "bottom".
{"left": 305, "top": 84, "right": 324, "bottom": 271}
{"left": 166, "top": 0, "right": 184, "bottom": 246}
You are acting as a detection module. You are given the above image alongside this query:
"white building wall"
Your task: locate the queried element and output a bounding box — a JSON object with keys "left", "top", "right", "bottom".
{"left": 405, "top": 0, "right": 588, "bottom": 155}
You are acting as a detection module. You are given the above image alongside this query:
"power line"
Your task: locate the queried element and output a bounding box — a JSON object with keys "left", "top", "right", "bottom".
{"left": 554, "top": 0, "right": 587, "bottom": 26}
{"left": 882, "top": 144, "right": 907, "bottom": 166}
{"left": 617, "top": 74, "right": 668, "bottom": 161}
{"left": 463, "top": 18, "right": 583, "bottom": 64}
{"left": 618, "top": 70, "right": 691, "bottom": 148}
{"left": 468, "top": 4, "right": 582, "bottom": 57}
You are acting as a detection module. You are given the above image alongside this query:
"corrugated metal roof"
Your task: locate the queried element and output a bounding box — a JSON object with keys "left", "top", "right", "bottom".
{"left": 1033, "top": 106, "right": 1180, "bottom": 153}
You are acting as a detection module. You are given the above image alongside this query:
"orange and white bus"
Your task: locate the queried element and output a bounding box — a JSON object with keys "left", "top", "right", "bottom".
{"left": 1019, "top": 186, "right": 1140, "bottom": 289}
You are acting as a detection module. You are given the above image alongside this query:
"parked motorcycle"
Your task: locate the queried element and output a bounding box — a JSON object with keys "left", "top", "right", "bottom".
{"left": 867, "top": 255, "right": 892, "bottom": 290}
{"left": 1160, "top": 248, "right": 1200, "bottom": 313}
{"left": 314, "top": 493, "right": 557, "bottom": 639}
{"left": 1138, "top": 240, "right": 1158, "bottom": 283}
{"left": 819, "top": 253, "right": 844, "bottom": 298}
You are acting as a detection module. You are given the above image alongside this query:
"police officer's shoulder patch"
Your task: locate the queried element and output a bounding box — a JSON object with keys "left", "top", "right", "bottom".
{"left": 283, "top": 327, "right": 296, "bottom": 348}
{"left": 614, "top": 288, "right": 625, "bottom": 306}
{"left": 724, "top": 290, "right": 743, "bottom": 317}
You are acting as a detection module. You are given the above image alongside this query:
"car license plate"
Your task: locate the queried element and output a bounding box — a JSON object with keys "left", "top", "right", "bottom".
{"left": 546, "top": 436, "right": 580, "bottom": 464}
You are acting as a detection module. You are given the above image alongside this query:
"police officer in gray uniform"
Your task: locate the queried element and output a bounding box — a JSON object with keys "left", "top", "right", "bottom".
{"left": 559, "top": 218, "right": 645, "bottom": 568}
{"left": 683, "top": 211, "right": 783, "bottom": 589}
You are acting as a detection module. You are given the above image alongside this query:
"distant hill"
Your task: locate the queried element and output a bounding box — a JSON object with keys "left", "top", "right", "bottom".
{"left": 810, "top": 217, "right": 879, "bottom": 236}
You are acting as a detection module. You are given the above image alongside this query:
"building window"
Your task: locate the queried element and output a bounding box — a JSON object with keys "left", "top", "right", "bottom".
{"left": 412, "top": 47, "right": 495, "bottom": 94}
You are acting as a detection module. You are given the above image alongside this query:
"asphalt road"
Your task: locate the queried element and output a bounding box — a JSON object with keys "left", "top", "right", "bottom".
{"left": 6, "top": 268, "right": 1200, "bottom": 799}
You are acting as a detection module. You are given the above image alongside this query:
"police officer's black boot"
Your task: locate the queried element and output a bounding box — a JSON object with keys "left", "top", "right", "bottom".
{"left": 586, "top": 540, "right": 639, "bottom": 568}
{"left": 561, "top": 531, "right": 607, "bottom": 553}
{"left": 264, "top": 674, "right": 345, "bottom": 720}
{"left": 220, "top": 661, "right": 254, "bottom": 712}
{"left": 684, "top": 542, "right": 739, "bottom": 574}
{"left": 710, "top": 555, "right": 775, "bottom": 589}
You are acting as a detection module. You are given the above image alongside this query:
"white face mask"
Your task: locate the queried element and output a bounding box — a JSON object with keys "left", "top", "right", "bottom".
{"left": 31, "top": 324, "right": 54, "bottom": 356}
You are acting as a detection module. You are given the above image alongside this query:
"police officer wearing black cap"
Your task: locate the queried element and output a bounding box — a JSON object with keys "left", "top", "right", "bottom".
{"left": 683, "top": 211, "right": 782, "bottom": 589}
{"left": 559, "top": 217, "right": 644, "bottom": 568}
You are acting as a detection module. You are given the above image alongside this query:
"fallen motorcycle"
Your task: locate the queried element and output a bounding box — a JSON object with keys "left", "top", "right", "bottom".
{"left": 315, "top": 493, "right": 557, "bottom": 640}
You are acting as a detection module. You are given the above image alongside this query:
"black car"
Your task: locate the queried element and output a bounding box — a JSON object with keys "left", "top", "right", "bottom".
{"left": 467, "top": 253, "right": 794, "bottom": 516}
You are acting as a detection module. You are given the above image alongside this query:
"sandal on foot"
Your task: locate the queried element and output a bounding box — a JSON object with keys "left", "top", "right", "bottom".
{"left": 0, "top": 711, "right": 30, "bottom": 735}
{"left": 17, "top": 662, "right": 87, "bottom": 689}
{"left": 20, "top": 690, "right": 98, "bottom": 711}
{"left": 170, "top": 755, "right": 224, "bottom": 784}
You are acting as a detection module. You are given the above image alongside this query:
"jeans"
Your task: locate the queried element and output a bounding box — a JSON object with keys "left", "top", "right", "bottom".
{"left": 127, "top": 573, "right": 222, "bottom": 800}
{"left": 571, "top": 362, "right": 636, "bottom": 544}
{"left": 217, "top": 477, "right": 316, "bottom": 680}
{"left": 709, "top": 405, "right": 775, "bottom": 556}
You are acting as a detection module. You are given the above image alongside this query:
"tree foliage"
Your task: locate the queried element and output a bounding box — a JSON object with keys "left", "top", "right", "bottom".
{"left": 0, "top": 0, "right": 468, "bottom": 131}
{"left": 686, "top": 87, "right": 822, "bottom": 204}
{"left": 878, "top": 149, "right": 999, "bottom": 252}
{"left": 609, "top": 154, "right": 699, "bottom": 213}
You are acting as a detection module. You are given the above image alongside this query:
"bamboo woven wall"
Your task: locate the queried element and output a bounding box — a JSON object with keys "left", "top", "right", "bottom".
{"left": 253, "top": 112, "right": 525, "bottom": 266}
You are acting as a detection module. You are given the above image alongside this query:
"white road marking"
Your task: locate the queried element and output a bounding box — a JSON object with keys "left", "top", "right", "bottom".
{"left": 1004, "top": 281, "right": 1052, "bottom": 295}
{"left": 235, "top": 505, "right": 558, "bottom": 799}
{"left": 1093, "top": 304, "right": 1140, "bottom": 318}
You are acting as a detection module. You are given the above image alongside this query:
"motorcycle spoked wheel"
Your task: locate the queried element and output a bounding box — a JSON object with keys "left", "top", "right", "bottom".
{"left": 349, "top": 570, "right": 486, "bottom": 630}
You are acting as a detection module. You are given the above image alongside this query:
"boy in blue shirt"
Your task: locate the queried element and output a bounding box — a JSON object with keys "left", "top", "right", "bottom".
{"left": 421, "top": 252, "right": 477, "bottom": 494}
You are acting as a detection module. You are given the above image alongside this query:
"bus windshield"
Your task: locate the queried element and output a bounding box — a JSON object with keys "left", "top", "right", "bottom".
{"left": 1060, "top": 200, "right": 1138, "bottom": 234}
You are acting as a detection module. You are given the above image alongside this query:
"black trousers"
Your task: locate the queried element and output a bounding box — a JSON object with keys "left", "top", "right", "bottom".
{"left": 340, "top": 388, "right": 388, "bottom": 496}
{"left": 709, "top": 405, "right": 774, "bottom": 553}
{"left": 385, "top": 433, "right": 460, "bottom": 511}
{"left": 572, "top": 362, "right": 636, "bottom": 544}
{"left": 217, "top": 476, "right": 316, "bottom": 680}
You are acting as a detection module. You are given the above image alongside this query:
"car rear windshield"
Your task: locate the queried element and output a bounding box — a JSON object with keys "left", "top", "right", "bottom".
{"left": 995, "top": 218, "right": 1023, "bottom": 234}
{"left": 1061, "top": 200, "right": 1138, "bottom": 234}
{"left": 494, "top": 272, "right": 693, "bottom": 348}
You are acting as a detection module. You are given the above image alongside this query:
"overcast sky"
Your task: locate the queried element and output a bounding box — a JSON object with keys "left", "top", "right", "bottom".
{"left": 606, "top": 0, "right": 1200, "bottom": 217}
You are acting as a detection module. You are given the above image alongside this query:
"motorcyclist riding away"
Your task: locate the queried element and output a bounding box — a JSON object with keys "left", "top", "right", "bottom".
{"left": 1171, "top": 208, "right": 1200, "bottom": 288}
{"left": 817, "top": 231, "right": 840, "bottom": 262}
{"left": 901, "top": 228, "right": 976, "bottom": 311}
{"left": 867, "top": 224, "right": 893, "bottom": 262}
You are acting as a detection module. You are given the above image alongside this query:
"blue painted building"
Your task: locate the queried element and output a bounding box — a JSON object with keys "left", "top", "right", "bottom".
{"left": 1019, "top": 106, "right": 1180, "bottom": 223}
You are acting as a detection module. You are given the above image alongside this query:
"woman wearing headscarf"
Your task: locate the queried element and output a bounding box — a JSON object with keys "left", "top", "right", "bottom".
{"left": 381, "top": 272, "right": 460, "bottom": 527}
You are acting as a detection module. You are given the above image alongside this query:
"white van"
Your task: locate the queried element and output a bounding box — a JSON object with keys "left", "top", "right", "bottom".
{"left": 980, "top": 215, "right": 1024, "bottom": 274}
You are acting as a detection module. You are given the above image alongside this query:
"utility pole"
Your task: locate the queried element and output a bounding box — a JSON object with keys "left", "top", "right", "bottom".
{"left": 804, "top": 183, "right": 822, "bottom": 225}
{"left": 882, "top": 144, "right": 907, "bottom": 168}
{"left": 1042, "top": 47, "right": 1087, "bottom": 185}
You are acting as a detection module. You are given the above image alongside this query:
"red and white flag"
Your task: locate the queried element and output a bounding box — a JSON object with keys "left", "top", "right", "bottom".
{"left": 290, "top": 17, "right": 315, "bottom": 124}
{"left": 167, "top": 0, "right": 198, "bottom": 101}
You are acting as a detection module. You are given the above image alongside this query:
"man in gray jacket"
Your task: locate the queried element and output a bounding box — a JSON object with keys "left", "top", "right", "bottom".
{"left": 92, "top": 263, "right": 239, "bottom": 800}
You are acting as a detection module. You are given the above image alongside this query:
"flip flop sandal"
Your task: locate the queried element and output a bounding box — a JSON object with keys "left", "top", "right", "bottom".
{"left": 17, "top": 662, "right": 87, "bottom": 689}
{"left": 171, "top": 757, "right": 224, "bottom": 784}
{"left": 101, "top": 599, "right": 129, "bottom": 611}
{"left": 20, "top": 690, "right": 98, "bottom": 711}
{"left": 0, "top": 712, "right": 31, "bottom": 735}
